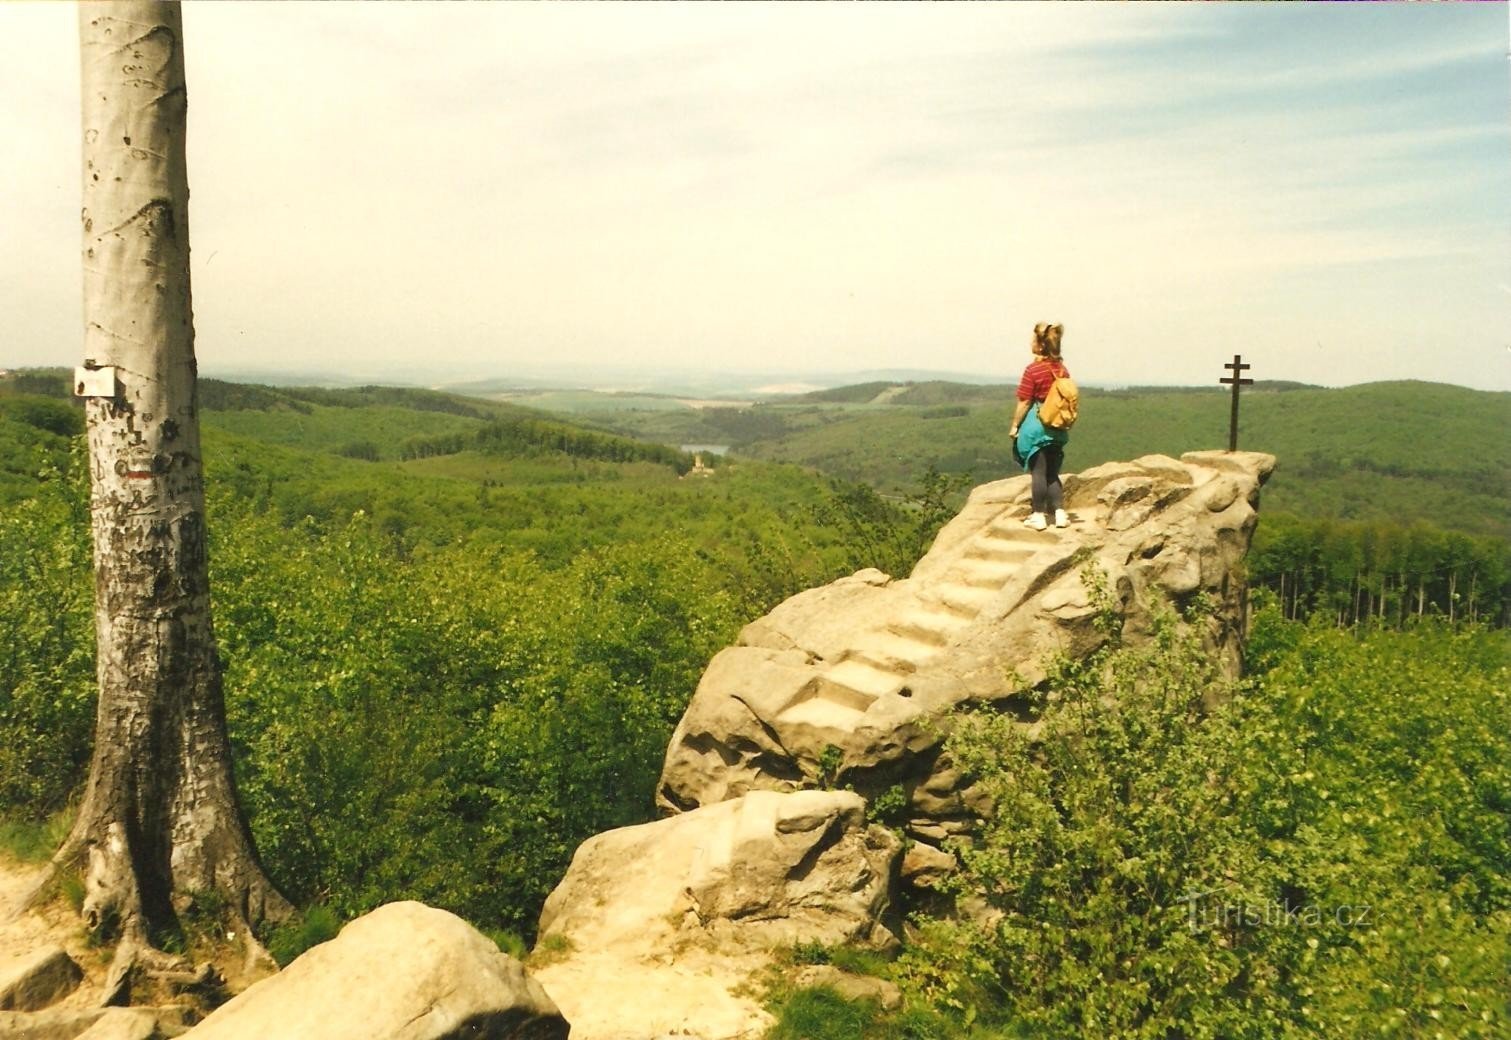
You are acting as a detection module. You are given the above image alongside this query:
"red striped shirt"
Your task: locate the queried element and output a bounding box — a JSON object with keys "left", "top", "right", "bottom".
{"left": 1017, "top": 359, "right": 1069, "bottom": 403}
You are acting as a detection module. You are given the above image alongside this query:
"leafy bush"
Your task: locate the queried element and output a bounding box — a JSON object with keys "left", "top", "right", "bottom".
{"left": 898, "top": 592, "right": 1509, "bottom": 1039}
{"left": 0, "top": 808, "right": 74, "bottom": 863}
{"left": 266, "top": 904, "right": 341, "bottom": 967}
{"left": 0, "top": 458, "right": 94, "bottom": 815}
{"left": 209, "top": 495, "right": 858, "bottom": 930}
{"left": 0, "top": 406, "right": 931, "bottom": 934}
{"left": 0, "top": 395, "right": 82, "bottom": 438}
{"left": 335, "top": 440, "right": 380, "bottom": 461}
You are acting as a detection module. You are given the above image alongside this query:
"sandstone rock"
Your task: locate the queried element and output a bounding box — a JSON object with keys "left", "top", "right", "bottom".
{"left": 183, "top": 902, "right": 565, "bottom": 1040}
{"left": 0, "top": 947, "right": 82, "bottom": 1013}
{"left": 0, "top": 1006, "right": 189, "bottom": 1040}
{"left": 540, "top": 452, "right": 1273, "bottom": 1038}
{"left": 533, "top": 790, "right": 900, "bottom": 1040}
{"left": 899, "top": 842, "right": 957, "bottom": 889}
{"left": 0, "top": 1008, "right": 105, "bottom": 1040}
{"left": 73, "top": 1010, "right": 162, "bottom": 1040}
{"left": 540, "top": 789, "right": 899, "bottom": 953}
{"left": 657, "top": 452, "right": 1275, "bottom": 844}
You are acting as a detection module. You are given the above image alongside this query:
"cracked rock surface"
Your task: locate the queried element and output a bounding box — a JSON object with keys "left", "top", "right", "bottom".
{"left": 533, "top": 451, "right": 1273, "bottom": 1040}
{"left": 533, "top": 789, "right": 899, "bottom": 1040}
{"left": 658, "top": 451, "right": 1275, "bottom": 850}
{"left": 182, "top": 902, "right": 566, "bottom": 1040}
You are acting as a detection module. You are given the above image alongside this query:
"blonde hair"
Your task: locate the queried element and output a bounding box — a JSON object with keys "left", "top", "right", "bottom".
{"left": 1034, "top": 323, "right": 1064, "bottom": 360}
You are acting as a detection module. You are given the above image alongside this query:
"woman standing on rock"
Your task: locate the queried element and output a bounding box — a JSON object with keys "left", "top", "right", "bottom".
{"left": 1008, "top": 323, "right": 1071, "bottom": 530}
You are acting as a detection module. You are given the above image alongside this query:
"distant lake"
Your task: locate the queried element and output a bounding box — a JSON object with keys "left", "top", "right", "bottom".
{"left": 680, "top": 444, "right": 730, "bottom": 456}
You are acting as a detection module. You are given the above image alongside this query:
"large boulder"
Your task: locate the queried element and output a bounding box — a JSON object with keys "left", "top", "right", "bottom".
{"left": 73, "top": 1009, "right": 168, "bottom": 1040}
{"left": 657, "top": 452, "right": 1275, "bottom": 852}
{"left": 533, "top": 789, "right": 900, "bottom": 1040}
{"left": 182, "top": 902, "right": 565, "bottom": 1040}
{"left": 0, "top": 947, "right": 82, "bottom": 1013}
{"left": 0, "top": 1007, "right": 191, "bottom": 1040}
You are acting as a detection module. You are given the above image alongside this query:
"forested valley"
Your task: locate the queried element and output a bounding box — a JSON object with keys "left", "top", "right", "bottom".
{"left": 2, "top": 370, "right": 1506, "bottom": 1038}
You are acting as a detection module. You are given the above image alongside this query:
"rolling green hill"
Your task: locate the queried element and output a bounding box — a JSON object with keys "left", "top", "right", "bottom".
{"left": 4, "top": 369, "right": 1505, "bottom": 624}
{"left": 0, "top": 367, "right": 928, "bottom": 579}
{"left": 713, "top": 381, "right": 1510, "bottom": 540}
{"left": 2, "top": 364, "right": 1506, "bottom": 987}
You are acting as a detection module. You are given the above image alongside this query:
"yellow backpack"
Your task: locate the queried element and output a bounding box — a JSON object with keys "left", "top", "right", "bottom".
{"left": 1038, "top": 368, "right": 1079, "bottom": 430}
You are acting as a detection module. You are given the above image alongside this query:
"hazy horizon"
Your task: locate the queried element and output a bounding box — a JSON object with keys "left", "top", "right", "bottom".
{"left": 5, "top": 353, "right": 1508, "bottom": 401}
{"left": 3, "top": 358, "right": 1492, "bottom": 403}
{"left": 5, "top": 3, "right": 1509, "bottom": 392}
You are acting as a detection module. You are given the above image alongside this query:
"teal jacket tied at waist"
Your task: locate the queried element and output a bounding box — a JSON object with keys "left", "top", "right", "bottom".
{"left": 1016, "top": 403, "right": 1068, "bottom": 471}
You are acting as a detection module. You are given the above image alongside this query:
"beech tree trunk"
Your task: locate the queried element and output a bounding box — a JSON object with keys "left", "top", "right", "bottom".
{"left": 63, "top": 0, "right": 287, "bottom": 946}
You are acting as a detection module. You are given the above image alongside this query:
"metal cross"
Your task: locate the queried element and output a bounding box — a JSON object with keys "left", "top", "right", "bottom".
{"left": 1220, "top": 354, "right": 1253, "bottom": 452}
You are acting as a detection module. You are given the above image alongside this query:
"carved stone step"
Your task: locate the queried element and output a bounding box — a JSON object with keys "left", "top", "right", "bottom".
{"left": 964, "top": 542, "right": 1036, "bottom": 565}
{"left": 952, "top": 557, "right": 1019, "bottom": 590}
{"left": 930, "top": 583, "right": 998, "bottom": 616}
{"left": 983, "top": 522, "right": 1061, "bottom": 545}
{"left": 851, "top": 629, "right": 939, "bottom": 669}
{"left": 822, "top": 658, "right": 908, "bottom": 700}
{"left": 780, "top": 696, "right": 865, "bottom": 728}
{"left": 887, "top": 608, "right": 970, "bottom": 647}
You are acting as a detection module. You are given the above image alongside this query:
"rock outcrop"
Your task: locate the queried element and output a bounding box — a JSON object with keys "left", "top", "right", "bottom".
{"left": 533, "top": 789, "right": 899, "bottom": 1040}
{"left": 73, "top": 1009, "right": 172, "bottom": 1040}
{"left": 657, "top": 452, "right": 1274, "bottom": 849}
{"left": 182, "top": 902, "right": 565, "bottom": 1040}
{"left": 0, "top": 947, "right": 82, "bottom": 1013}
{"left": 0, "top": 1006, "right": 189, "bottom": 1040}
{"left": 535, "top": 450, "right": 1273, "bottom": 1039}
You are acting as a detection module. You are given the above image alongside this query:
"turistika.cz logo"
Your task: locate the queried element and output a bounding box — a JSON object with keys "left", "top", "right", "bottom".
{"left": 1179, "top": 888, "right": 1372, "bottom": 934}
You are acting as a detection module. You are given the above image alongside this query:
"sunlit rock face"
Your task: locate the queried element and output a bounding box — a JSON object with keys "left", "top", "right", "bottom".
{"left": 657, "top": 451, "right": 1276, "bottom": 848}
{"left": 533, "top": 789, "right": 900, "bottom": 1040}
{"left": 185, "top": 902, "right": 567, "bottom": 1040}
{"left": 535, "top": 450, "right": 1273, "bottom": 1040}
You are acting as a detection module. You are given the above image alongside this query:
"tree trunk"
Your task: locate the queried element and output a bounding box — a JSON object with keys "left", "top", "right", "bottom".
{"left": 60, "top": 0, "right": 287, "bottom": 948}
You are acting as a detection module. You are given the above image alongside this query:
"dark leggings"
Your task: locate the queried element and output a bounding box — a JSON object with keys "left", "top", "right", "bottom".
{"left": 1030, "top": 445, "right": 1064, "bottom": 514}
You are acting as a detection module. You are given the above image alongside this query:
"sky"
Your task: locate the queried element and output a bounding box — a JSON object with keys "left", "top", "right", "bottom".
{"left": 3, "top": 2, "right": 1509, "bottom": 391}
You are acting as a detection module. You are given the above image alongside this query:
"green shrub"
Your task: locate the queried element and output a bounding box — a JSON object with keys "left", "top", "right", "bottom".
{"left": 266, "top": 904, "right": 341, "bottom": 967}
{"left": 898, "top": 591, "right": 1510, "bottom": 1039}
{"left": 485, "top": 929, "right": 528, "bottom": 960}
{"left": 0, "top": 808, "right": 73, "bottom": 863}
{"left": 0, "top": 460, "right": 94, "bottom": 817}
{"left": 335, "top": 440, "right": 380, "bottom": 461}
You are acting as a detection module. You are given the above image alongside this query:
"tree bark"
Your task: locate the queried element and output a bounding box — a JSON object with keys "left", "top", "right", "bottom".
{"left": 60, "top": 0, "right": 288, "bottom": 947}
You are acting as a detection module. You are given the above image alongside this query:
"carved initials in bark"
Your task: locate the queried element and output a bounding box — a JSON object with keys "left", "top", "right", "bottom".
{"left": 42, "top": 1, "right": 290, "bottom": 965}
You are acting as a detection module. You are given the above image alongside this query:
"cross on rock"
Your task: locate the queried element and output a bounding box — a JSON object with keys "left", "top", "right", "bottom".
{"left": 1220, "top": 354, "right": 1254, "bottom": 452}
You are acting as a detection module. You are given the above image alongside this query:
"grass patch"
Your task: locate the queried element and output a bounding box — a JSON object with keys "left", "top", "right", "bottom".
{"left": 768, "top": 986, "right": 881, "bottom": 1040}
{"left": 59, "top": 871, "right": 85, "bottom": 912}
{"left": 484, "top": 928, "right": 528, "bottom": 960}
{"left": 786, "top": 941, "right": 895, "bottom": 979}
{"left": 266, "top": 904, "right": 341, "bottom": 967}
{"left": 526, "top": 932, "right": 575, "bottom": 968}
{"left": 766, "top": 986, "right": 1023, "bottom": 1040}
{"left": 0, "top": 809, "right": 73, "bottom": 863}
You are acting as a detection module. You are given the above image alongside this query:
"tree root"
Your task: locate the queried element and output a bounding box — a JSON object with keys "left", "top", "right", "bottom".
{"left": 228, "top": 906, "right": 280, "bottom": 979}
{"left": 100, "top": 943, "right": 141, "bottom": 1008}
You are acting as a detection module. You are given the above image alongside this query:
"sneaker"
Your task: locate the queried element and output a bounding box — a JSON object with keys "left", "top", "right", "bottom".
{"left": 1054, "top": 509, "right": 1069, "bottom": 528}
{"left": 1023, "top": 512, "right": 1047, "bottom": 531}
